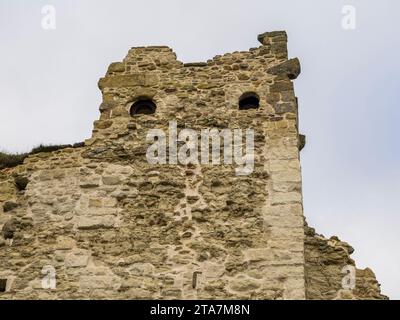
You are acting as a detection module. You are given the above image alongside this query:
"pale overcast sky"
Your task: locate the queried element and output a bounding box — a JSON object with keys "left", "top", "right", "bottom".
{"left": 0, "top": 0, "right": 399, "bottom": 299}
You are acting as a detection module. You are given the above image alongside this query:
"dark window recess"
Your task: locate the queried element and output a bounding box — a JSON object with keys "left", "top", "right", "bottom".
{"left": 0, "top": 279, "right": 7, "bottom": 292}
{"left": 192, "top": 271, "right": 202, "bottom": 289}
{"left": 239, "top": 92, "right": 260, "bottom": 110}
{"left": 130, "top": 99, "right": 156, "bottom": 116}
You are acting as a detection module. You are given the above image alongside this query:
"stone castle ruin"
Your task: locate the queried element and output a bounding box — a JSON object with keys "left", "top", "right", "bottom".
{"left": 0, "top": 31, "right": 386, "bottom": 299}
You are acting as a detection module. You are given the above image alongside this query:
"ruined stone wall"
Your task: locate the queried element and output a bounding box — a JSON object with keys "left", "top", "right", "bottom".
{"left": 0, "top": 31, "right": 386, "bottom": 300}
{"left": 0, "top": 31, "right": 306, "bottom": 299}
{"left": 304, "top": 224, "right": 387, "bottom": 300}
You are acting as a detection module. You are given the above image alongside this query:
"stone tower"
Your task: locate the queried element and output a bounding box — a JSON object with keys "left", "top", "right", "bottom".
{"left": 0, "top": 31, "right": 386, "bottom": 299}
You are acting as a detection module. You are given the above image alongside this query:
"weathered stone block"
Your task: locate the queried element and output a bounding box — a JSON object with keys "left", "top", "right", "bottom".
{"left": 102, "top": 176, "right": 121, "bottom": 185}
{"left": 76, "top": 216, "right": 116, "bottom": 230}
{"left": 65, "top": 250, "right": 90, "bottom": 268}
{"left": 267, "top": 58, "right": 301, "bottom": 80}
{"left": 257, "top": 31, "right": 287, "bottom": 45}
{"left": 98, "top": 73, "right": 159, "bottom": 89}
{"left": 79, "top": 275, "right": 117, "bottom": 290}
{"left": 107, "top": 62, "right": 125, "bottom": 73}
{"left": 80, "top": 176, "right": 100, "bottom": 188}
{"left": 3, "top": 201, "right": 18, "bottom": 212}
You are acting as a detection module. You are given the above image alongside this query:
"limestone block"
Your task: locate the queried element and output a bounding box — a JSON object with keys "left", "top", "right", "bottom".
{"left": 3, "top": 201, "right": 18, "bottom": 212}
{"left": 244, "top": 248, "right": 274, "bottom": 262}
{"left": 0, "top": 182, "right": 16, "bottom": 202}
{"left": 271, "top": 191, "right": 302, "bottom": 205}
{"left": 272, "top": 169, "right": 302, "bottom": 183}
{"left": 65, "top": 250, "right": 91, "bottom": 268}
{"left": 267, "top": 58, "right": 301, "bottom": 80}
{"left": 257, "top": 31, "right": 288, "bottom": 45}
{"left": 102, "top": 176, "right": 121, "bottom": 185}
{"left": 79, "top": 275, "right": 118, "bottom": 290}
{"left": 55, "top": 236, "right": 76, "bottom": 250}
{"left": 98, "top": 73, "right": 159, "bottom": 89}
{"left": 80, "top": 176, "right": 101, "bottom": 188}
{"left": 76, "top": 216, "right": 116, "bottom": 230}
{"left": 107, "top": 62, "right": 125, "bottom": 73}
{"left": 230, "top": 276, "right": 261, "bottom": 292}
{"left": 126, "top": 263, "right": 155, "bottom": 276}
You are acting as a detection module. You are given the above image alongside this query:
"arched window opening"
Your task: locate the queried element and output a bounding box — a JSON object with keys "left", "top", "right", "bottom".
{"left": 130, "top": 99, "right": 156, "bottom": 116}
{"left": 239, "top": 92, "right": 260, "bottom": 110}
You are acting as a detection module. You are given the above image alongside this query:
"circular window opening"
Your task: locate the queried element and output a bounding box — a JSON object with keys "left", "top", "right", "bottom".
{"left": 239, "top": 92, "right": 260, "bottom": 110}
{"left": 130, "top": 99, "right": 157, "bottom": 116}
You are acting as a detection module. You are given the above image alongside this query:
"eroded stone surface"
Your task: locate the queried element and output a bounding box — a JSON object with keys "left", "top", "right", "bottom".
{"left": 304, "top": 224, "right": 387, "bottom": 300}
